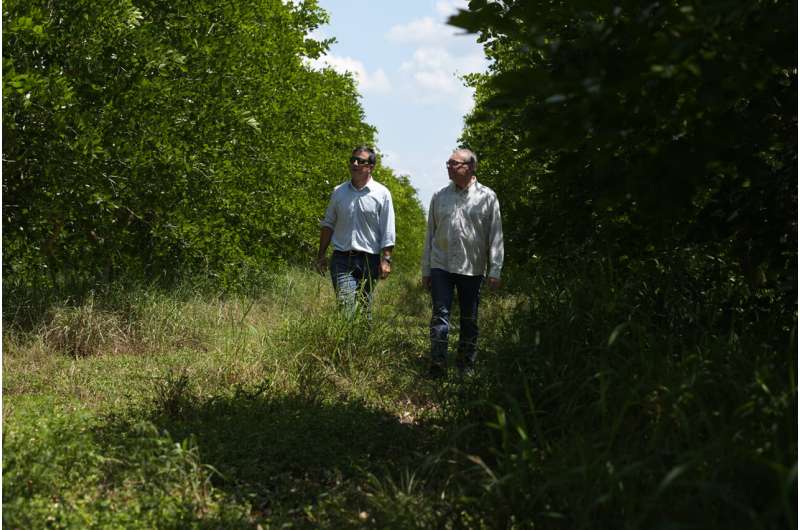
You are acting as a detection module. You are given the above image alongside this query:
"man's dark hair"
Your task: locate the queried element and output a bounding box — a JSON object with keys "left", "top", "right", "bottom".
{"left": 352, "top": 145, "right": 377, "bottom": 165}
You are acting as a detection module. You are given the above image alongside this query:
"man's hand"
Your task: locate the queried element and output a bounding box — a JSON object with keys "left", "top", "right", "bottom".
{"left": 422, "top": 276, "right": 431, "bottom": 290}
{"left": 380, "top": 259, "right": 391, "bottom": 279}
{"left": 315, "top": 256, "right": 327, "bottom": 275}
{"left": 487, "top": 277, "right": 501, "bottom": 290}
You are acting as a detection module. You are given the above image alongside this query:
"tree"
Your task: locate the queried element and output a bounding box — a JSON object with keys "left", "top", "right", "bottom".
{"left": 453, "top": 0, "right": 796, "bottom": 289}
{"left": 3, "top": 0, "right": 426, "bottom": 292}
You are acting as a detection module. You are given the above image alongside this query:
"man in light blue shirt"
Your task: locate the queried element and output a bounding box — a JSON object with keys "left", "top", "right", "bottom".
{"left": 317, "top": 145, "right": 395, "bottom": 318}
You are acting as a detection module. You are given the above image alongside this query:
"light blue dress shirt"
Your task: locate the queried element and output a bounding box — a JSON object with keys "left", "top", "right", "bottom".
{"left": 321, "top": 178, "right": 396, "bottom": 255}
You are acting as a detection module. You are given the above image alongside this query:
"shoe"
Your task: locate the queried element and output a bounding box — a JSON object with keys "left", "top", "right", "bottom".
{"left": 427, "top": 362, "right": 446, "bottom": 380}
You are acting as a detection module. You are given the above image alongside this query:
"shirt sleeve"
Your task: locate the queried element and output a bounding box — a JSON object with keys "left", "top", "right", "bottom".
{"left": 380, "top": 189, "right": 396, "bottom": 249}
{"left": 320, "top": 189, "right": 337, "bottom": 230}
{"left": 421, "top": 194, "right": 436, "bottom": 277}
{"left": 487, "top": 194, "right": 504, "bottom": 279}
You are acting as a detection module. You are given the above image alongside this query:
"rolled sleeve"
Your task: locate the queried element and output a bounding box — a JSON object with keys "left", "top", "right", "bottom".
{"left": 420, "top": 196, "right": 436, "bottom": 277}
{"left": 320, "top": 193, "right": 337, "bottom": 230}
{"left": 487, "top": 196, "right": 504, "bottom": 279}
{"left": 380, "top": 192, "right": 396, "bottom": 249}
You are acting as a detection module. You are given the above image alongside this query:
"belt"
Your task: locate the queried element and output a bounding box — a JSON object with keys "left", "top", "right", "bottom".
{"left": 333, "top": 250, "right": 375, "bottom": 257}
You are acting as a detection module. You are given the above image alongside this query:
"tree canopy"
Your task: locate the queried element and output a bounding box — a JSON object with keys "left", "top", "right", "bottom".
{"left": 453, "top": 0, "right": 796, "bottom": 292}
{"left": 3, "top": 0, "right": 425, "bottom": 291}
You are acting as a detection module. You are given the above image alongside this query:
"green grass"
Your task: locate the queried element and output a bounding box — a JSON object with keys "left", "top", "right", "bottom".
{"left": 3, "top": 266, "right": 797, "bottom": 529}
{"left": 3, "top": 270, "right": 483, "bottom": 528}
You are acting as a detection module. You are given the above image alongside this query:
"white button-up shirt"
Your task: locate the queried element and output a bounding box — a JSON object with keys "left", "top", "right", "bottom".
{"left": 321, "top": 178, "right": 396, "bottom": 255}
{"left": 421, "top": 180, "right": 504, "bottom": 278}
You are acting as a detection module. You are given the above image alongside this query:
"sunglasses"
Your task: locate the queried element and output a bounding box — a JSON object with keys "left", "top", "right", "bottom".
{"left": 350, "top": 156, "right": 371, "bottom": 166}
{"left": 446, "top": 160, "right": 469, "bottom": 168}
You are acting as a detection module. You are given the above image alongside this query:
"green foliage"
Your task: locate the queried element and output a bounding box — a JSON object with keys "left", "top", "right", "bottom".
{"left": 4, "top": 268, "right": 796, "bottom": 528}
{"left": 3, "top": 0, "right": 426, "bottom": 297}
{"left": 3, "top": 403, "right": 252, "bottom": 528}
{"left": 454, "top": 0, "right": 796, "bottom": 290}
{"left": 447, "top": 2, "right": 796, "bottom": 527}
{"left": 456, "top": 258, "right": 797, "bottom": 529}
{"left": 4, "top": 3, "right": 796, "bottom": 527}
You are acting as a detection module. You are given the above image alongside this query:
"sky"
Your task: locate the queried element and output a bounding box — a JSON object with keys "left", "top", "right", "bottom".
{"left": 308, "top": 0, "right": 489, "bottom": 209}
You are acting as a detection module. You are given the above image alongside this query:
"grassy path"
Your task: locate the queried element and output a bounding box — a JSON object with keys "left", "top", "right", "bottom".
{"left": 4, "top": 268, "right": 796, "bottom": 529}
{"left": 3, "top": 270, "right": 507, "bottom": 528}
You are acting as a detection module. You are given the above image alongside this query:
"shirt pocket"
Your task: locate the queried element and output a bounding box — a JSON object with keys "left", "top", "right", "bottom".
{"left": 467, "top": 200, "right": 489, "bottom": 232}
{"left": 434, "top": 197, "right": 455, "bottom": 225}
{"left": 358, "top": 196, "right": 381, "bottom": 224}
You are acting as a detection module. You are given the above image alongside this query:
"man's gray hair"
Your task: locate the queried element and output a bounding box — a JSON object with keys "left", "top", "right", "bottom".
{"left": 454, "top": 148, "right": 478, "bottom": 170}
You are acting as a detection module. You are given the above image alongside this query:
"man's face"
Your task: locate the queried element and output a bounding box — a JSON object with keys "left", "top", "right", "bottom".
{"left": 349, "top": 150, "right": 373, "bottom": 178}
{"left": 447, "top": 152, "right": 472, "bottom": 186}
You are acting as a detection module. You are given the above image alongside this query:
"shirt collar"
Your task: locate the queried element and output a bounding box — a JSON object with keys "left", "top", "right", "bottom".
{"left": 349, "top": 177, "right": 372, "bottom": 192}
{"left": 450, "top": 177, "right": 477, "bottom": 194}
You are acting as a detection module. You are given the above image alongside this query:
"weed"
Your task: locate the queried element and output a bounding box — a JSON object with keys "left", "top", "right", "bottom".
{"left": 4, "top": 266, "right": 794, "bottom": 529}
{"left": 152, "top": 368, "right": 197, "bottom": 419}
{"left": 41, "top": 294, "right": 129, "bottom": 357}
{"left": 2, "top": 405, "right": 252, "bottom": 529}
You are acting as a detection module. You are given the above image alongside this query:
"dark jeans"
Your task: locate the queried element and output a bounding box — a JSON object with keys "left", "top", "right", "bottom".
{"left": 330, "top": 251, "right": 380, "bottom": 319}
{"left": 429, "top": 268, "right": 483, "bottom": 367}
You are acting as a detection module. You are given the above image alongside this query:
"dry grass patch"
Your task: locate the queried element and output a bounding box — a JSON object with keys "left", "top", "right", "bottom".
{"left": 35, "top": 294, "right": 213, "bottom": 358}
{"left": 42, "top": 302, "right": 131, "bottom": 358}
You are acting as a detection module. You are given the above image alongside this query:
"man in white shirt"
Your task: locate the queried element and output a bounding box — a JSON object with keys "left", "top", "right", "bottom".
{"left": 421, "top": 148, "right": 504, "bottom": 377}
{"left": 317, "top": 146, "right": 396, "bottom": 318}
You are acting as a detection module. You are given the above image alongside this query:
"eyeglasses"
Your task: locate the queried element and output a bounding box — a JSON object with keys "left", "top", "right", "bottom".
{"left": 350, "top": 156, "right": 371, "bottom": 166}
{"left": 446, "top": 160, "right": 469, "bottom": 168}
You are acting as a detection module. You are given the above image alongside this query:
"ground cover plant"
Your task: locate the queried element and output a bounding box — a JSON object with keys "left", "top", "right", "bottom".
{"left": 3, "top": 270, "right": 472, "bottom": 528}
{"left": 4, "top": 265, "right": 796, "bottom": 529}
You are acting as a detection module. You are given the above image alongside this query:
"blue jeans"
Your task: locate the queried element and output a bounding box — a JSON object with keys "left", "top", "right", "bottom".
{"left": 330, "top": 251, "right": 380, "bottom": 319}
{"left": 429, "top": 268, "right": 483, "bottom": 367}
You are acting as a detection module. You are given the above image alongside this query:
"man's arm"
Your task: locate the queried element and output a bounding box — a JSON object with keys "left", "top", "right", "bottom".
{"left": 378, "top": 191, "right": 396, "bottom": 280}
{"left": 486, "top": 194, "right": 504, "bottom": 289}
{"left": 316, "top": 226, "right": 333, "bottom": 274}
{"left": 317, "top": 188, "right": 338, "bottom": 274}
{"left": 421, "top": 195, "right": 437, "bottom": 290}
{"left": 379, "top": 245, "right": 394, "bottom": 280}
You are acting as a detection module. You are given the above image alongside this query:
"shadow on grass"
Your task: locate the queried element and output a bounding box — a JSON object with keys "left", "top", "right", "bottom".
{"left": 97, "top": 387, "right": 442, "bottom": 524}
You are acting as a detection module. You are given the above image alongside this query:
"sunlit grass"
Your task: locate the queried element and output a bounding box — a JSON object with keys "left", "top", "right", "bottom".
{"left": 3, "top": 265, "right": 795, "bottom": 529}
{"left": 3, "top": 270, "right": 459, "bottom": 527}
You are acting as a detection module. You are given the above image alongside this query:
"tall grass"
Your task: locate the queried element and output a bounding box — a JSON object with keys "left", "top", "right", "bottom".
{"left": 3, "top": 269, "right": 453, "bottom": 527}
{"left": 441, "top": 253, "right": 798, "bottom": 529}
{"left": 3, "top": 261, "right": 796, "bottom": 528}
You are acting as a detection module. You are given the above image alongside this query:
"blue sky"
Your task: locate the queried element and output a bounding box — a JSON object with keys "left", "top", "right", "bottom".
{"left": 308, "top": 0, "right": 488, "bottom": 209}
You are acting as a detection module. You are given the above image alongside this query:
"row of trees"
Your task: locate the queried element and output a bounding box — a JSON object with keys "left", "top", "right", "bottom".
{"left": 3, "top": 0, "right": 425, "bottom": 295}
{"left": 447, "top": 1, "right": 796, "bottom": 527}
{"left": 454, "top": 0, "right": 796, "bottom": 289}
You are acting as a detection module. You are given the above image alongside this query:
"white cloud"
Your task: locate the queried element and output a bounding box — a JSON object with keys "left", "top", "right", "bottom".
{"left": 307, "top": 54, "right": 391, "bottom": 94}
{"left": 401, "top": 47, "right": 486, "bottom": 78}
{"left": 379, "top": 150, "right": 414, "bottom": 179}
{"left": 397, "top": 46, "right": 487, "bottom": 111}
{"left": 386, "top": 17, "right": 453, "bottom": 44}
{"left": 383, "top": 7, "right": 488, "bottom": 112}
{"left": 435, "top": 0, "right": 469, "bottom": 17}
{"left": 413, "top": 70, "right": 458, "bottom": 94}
{"left": 401, "top": 47, "right": 449, "bottom": 71}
